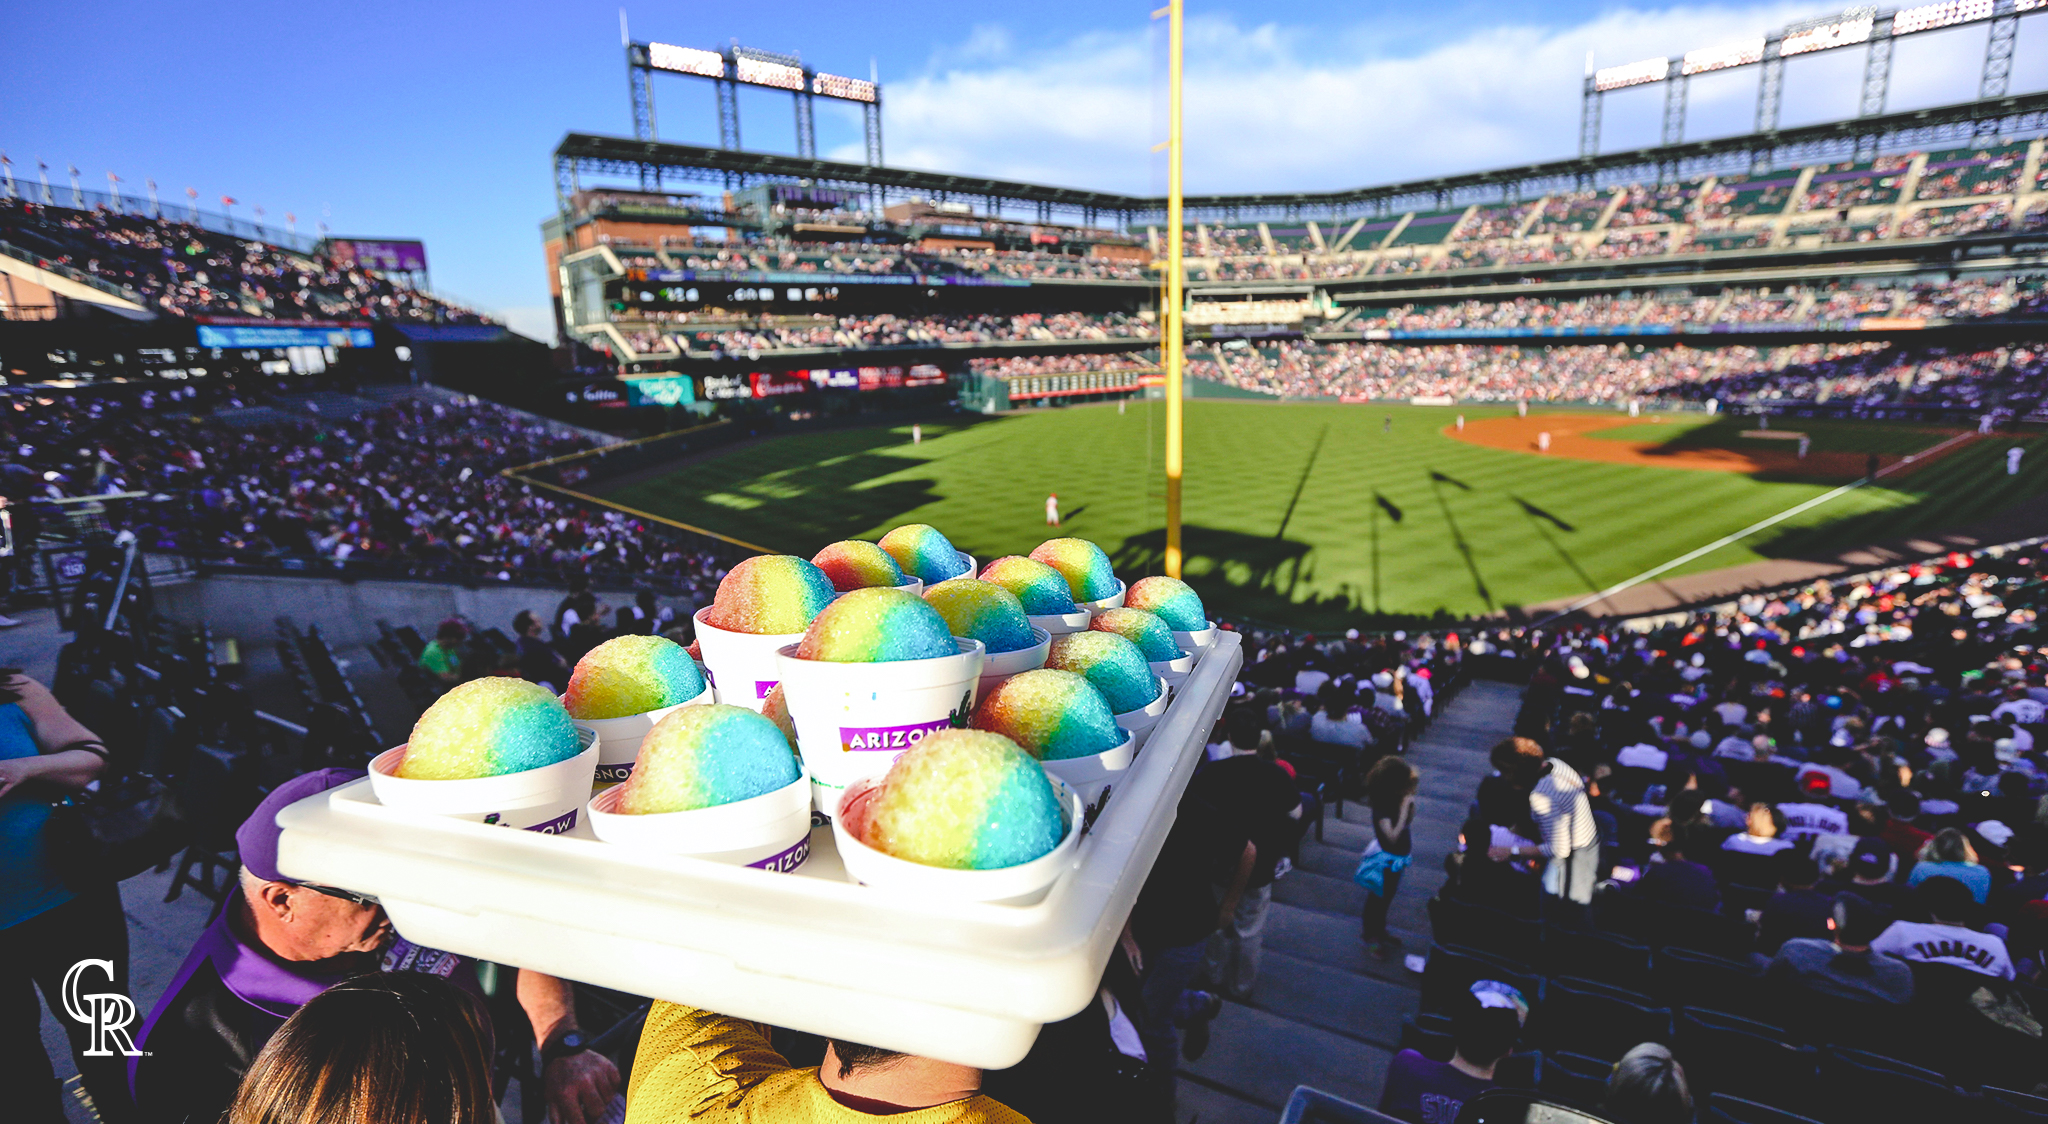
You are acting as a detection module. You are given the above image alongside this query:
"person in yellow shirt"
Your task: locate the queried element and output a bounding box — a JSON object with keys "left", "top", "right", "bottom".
{"left": 625, "top": 1002, "right": 1033, "bottom": 1123}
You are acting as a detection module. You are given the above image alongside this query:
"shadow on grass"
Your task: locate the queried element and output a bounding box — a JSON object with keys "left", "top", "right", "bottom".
{"left": 1111, "top": 524, "right": 1488, "bottom": 632}
{"left": 601, "top": 420, "right": 1003, "bottom": 551}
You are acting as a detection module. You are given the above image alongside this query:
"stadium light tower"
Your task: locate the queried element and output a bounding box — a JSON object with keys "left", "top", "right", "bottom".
{"left": 621, "top": 28, "right": 882, "bottom": 178}
{"left": 1578, "top": 2, "right": 2044, "bottom": 157}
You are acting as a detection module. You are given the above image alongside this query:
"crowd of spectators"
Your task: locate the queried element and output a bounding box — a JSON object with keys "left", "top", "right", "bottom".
{"left": 0, "top": 199, "right": 489, "bottom": 323}
{"left": 1191, "top": 337, "right": 2048, "bottom": 411}
{"left": 6, "top": 387, "right": 730, "bottom": 601}
{"left": 966, "top": 350, "right": 1160, "bottom": 378}
{"left": 669, "top": 310, "right": 1152, "bottom": 355}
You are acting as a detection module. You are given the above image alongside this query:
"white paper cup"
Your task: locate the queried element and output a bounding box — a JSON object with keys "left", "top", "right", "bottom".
{"left": 894, "top": 576, "right": 925, "bottom": 597}
{"left": 1171, "top": 621, "right": 1219, "bottom": 655}
{"left": 1076, "top": 578, "right": 1127, "bottom": 616}
{"left": 568, "top": 687, "right": 715, "bottom": 789}
{"left": 1114, "top": 678, "right": 1171, "bottom": 751}
{"left": 694, "top": 608, "right": 805, "bottom": 712}
{"left": 953, "top": 551, "right": 978, "bottom": 582}
{"left": 978, "top": 629, "right": 1051, "bottom": 696}
{"left": 775, "top": 638, "right": 987, "bottom": 814}
{"left": 368, "top": 728, "right": 599, "bottom": 835}
{"left": 586, "top": 772, "right": 813, "bottom": 870}
{"left": 831, "top": 774, "right": 1083, "bottom": 906}
{"left": 1028, "top": 609, "right": 1093, "bottom": 636}
{"left": 1040, "top": 728, "right": 1134, "bottom": 808}
{"left": 1150, "top": 651, "right": 1196, "bottom": 690}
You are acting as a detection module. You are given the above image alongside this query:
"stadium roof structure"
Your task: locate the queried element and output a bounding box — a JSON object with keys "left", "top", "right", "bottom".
{"left": 556, "top": 90, "right": 2048, "bottom": 228}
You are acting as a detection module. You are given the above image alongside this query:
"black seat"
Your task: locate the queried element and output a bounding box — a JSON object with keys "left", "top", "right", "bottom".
{"left": 1674, "top": 1008, "right": 1815, "bottom": 1105}
{"left": 1770, "top": 988, "right": 1908, "bottom": 1054}
{"left": 1701, "top": 1093, "right": 1826, "bottom": 1124}
{"left": 1534, "top": 1051, "right": 1611, "bottom": 1111}
{"left": 1592, "top": 883, "right": 1660, "bottom": 944}
{"left": 1544, "top": 927, "right": 1652, "bottom": 994}
{"left": 1720, "top": 760, "right": 1796, "bottom": 804}
{"left": 1421, "top": 944, "right": 1542, "bottom": 1017}
{"left": 1528, "top": 977, "right": 1669, "bottom": 1063}
{"left": 1430, "top": 895, "right": 1542, "bottom": 962}
{"left": 1652, "top": 947, "right": 1765, "bottom": 1012}
{"left": 1814, "top": 1046, "right": 1965, "bottom": 1124}
{"left": 1400, "top": 1013, "right": 1454, "bottom": 1062}
{"left": 1660, "top": 904, "right": 1757, "bottom": 959}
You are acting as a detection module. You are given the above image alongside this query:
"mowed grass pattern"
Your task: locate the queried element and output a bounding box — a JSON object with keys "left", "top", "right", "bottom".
{"left": 602, "top": 403, "right": 2046, "bottom": 628}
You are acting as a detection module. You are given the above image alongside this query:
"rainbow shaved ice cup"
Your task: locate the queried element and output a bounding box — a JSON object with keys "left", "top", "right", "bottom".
{"left": 833, "top": 729, "right": 1082, "bottom": 905}
{"left": 1125, "top": 576, "right": 1218, "bottom": 654}
{"left": 879, "top": 524, "right": 974, "bottom": 585}
{"left": 370, "top": 678, "right": 598, "bottom": 833}
{"left": 1045, "top": 632, "right": 1170, "bottom": 749}
{"left": 566, "top": 635, "right": 713, "bottom": 787}
{"left": 812, "top": 540, "right": 920, "bottom": 596}
{"left": 1029, "top": 538, "right": 1124, "bottom": 613}
{"left": 925, "top": 579, "right": 1051, "bottom": 694}
{"left": 777, "top": 589, "right": 987, "bottom": 813}
{"left": 695, "top": 555, "right": 838, "bottom": 714}
{"left": 980, "top": 556, "right": 1089, "bottom": 636}
{"left": 1091, "top": 607, "right": 1195, "bottom": 688}
{"left": 973, "top": 670, "right": 1132, "bottom": 804}
{"left": 588, "top": 704, "right": 811, "bottom": 869}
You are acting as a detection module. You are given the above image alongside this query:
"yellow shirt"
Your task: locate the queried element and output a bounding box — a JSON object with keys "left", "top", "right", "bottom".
{"left": 624, "top": 1002, "right": 1033, "bottom": 1124}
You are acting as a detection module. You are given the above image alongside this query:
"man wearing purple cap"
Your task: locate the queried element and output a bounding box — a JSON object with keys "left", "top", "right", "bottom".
{"left": 132, "top": 769, "right": 619, "bottom": 1124}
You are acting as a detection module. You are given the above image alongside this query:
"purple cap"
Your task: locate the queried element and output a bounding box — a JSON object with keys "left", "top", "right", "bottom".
{"left": 236, "top": 768, "right": 358, "bottom": 884}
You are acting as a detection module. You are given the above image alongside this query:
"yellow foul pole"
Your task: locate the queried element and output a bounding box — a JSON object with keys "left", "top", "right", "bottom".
{"left": 1162, "top": 0, "right": 1185, "bottom": 578}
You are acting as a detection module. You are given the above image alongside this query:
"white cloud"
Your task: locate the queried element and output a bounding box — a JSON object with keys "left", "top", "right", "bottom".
{"left": 859, "top": 4, "right": 2023, "bottom": 198}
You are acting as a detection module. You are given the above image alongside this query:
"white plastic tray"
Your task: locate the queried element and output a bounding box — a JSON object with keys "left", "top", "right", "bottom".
{"left": 274, "top": 632, "right": 1242, "bottom": 1067}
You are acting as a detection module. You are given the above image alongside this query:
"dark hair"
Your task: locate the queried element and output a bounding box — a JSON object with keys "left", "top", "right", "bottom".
{"left": 1913, "top": 874, "right": 1975, "bottom": 923}
{"left": 1364, "top": 756, "right": 1419, "bottom": 814}
{"left": 1605, "top": 1042, "right": 1692, "bottom": 1124}
{"left": 828, "top": 1040, "right": 908, "bottom": 1078}
{"left": 1773, "top": 850, "right": 1819, "bottom": 890}
{"left": 1832, "top": 892, "right": 1888, "bottom": 946}
{"left": 1226, "top": 707, "right": 1264, "bottom": 751}
{"left": 0, "top": 668, "right": 22, "bottom": 705}
{"left": 1450, "top": 997, "right": 1520, "bottom": 1067}
{"left": 513, "top": 610, "right": 538, "bottom": 634}
{"left": 435, "top": 620, "right": 467, "bottom": 643}
{"left": 227, "top": 973, "right": 495, "bottom": 1124}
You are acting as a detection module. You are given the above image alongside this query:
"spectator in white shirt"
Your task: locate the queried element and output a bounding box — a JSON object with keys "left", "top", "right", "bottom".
{"left": 1778, "top": 801, "right": 1850, "bottom": 839}
{"left": 1991, "top": 685, "right": 2045, "bottom": 726}
{"left": 1485, "top": 737, "right": 1598, "bottom": 907}
{"left": 1870, "top": 876, "right": 2015, "bottom": 980}
{"left": 1724, "top": 803, "right": 1795, "bottom": 856}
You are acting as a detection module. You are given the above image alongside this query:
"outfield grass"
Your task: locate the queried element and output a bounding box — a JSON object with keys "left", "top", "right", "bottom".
{"left": 600, "top": 403, "right": 2046, "bottom": 628}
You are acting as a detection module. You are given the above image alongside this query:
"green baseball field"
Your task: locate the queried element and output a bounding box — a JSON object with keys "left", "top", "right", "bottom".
{"left": 595, "top": 402, "right": 2045, "bottom": 628}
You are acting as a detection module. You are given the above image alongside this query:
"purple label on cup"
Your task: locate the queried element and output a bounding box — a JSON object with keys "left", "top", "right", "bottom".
{"left": 755, "top": 680, "right": 777, "bottom": 699}
{"left": 525, "top": 808, "right": 579, "bottom": 835}
{"left": 839, "top": 718, "right": 950, "bottom": 753}
{"left": 594, "top": 763, "right": 635, "bottom": 784}
{"left": 747, "top": 835, "right": 811, "bottom": 873}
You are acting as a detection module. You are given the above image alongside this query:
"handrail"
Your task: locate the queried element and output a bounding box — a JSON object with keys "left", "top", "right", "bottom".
{"left": 0, "top": 238, "right": 147, "bottom": 305}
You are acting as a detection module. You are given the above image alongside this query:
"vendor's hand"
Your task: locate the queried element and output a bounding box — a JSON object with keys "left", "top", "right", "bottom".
{"left": 1486, "top": 845, "right": 1513, "bottom": 862}
{"left": 544, "top": 1049, "right": 620, "bottom": 1124}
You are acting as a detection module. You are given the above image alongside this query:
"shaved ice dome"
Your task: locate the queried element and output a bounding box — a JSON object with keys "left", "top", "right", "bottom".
{"left": 972, "top": 669, "right": 1121, "bottom": 761}
{"left": 1089, "top": 608, "right": 1182, "bottom": 662}
{"left": 399, "top": 678, "right": 583, "bottom": 780}
{"left": 613, "top": 704, "right": 801, "bottom": 814}
{"left": 794, "top": 586, "right": 958, "bottom": 663}
{"left": 812, "top": 540, "right": 908, "bottom": 593}
{"left": 1029, "top": 538, "right": 1119, "bottom": 602}
{"left": 879, "top": 523, "right": 969, "bottom": 584}
{"left": 1124, "top": 576, "right": 1208, "bottom": 632}
{"left": 564, "top": 634, "right": 706, "bottom": 719}
{"left": 702, "top": 555, "right": 837, "bottom": 635}
{"left": 978, "top": 556, "right": 1078, "bottom": 615}
{"left": 923, "top": 578, "right": 1037, "bottom": 655}
{"left": 760, "top": 684, "right": 800, "bottom": 753}
{"left": 1044, "top": 632, "right": 1161, "bottom": 714}
{"left": 861, "top": 728, "right": 1065, "bottom": 870}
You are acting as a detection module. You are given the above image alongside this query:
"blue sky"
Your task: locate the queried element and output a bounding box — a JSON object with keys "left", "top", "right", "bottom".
{"left": 6, "top": 2, "right": 2044, "bottom": 340}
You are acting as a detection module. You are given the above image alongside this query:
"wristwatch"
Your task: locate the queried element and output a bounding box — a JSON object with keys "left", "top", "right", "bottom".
{"left": 541, "top": 1030, "right": 590, "bottom": 1066}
